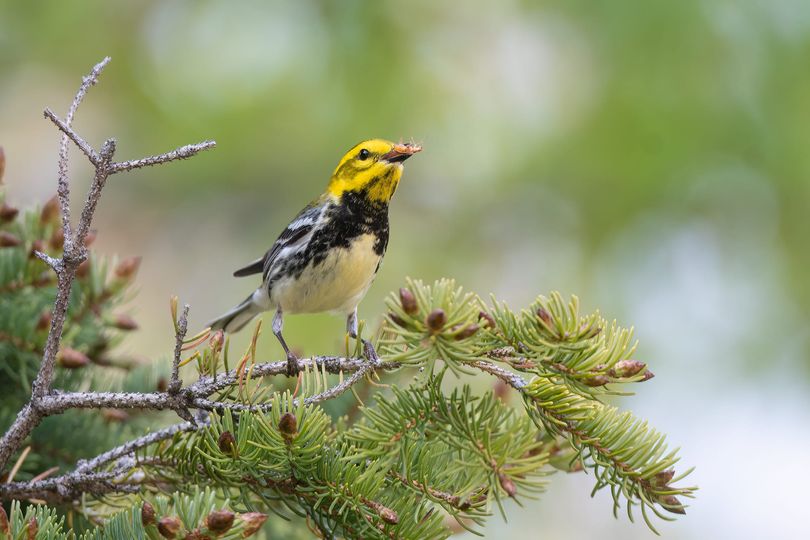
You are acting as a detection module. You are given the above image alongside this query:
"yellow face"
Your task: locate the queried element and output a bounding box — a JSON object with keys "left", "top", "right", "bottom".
{"left": 327, "top": 139, "right": 422, "bottom": 203}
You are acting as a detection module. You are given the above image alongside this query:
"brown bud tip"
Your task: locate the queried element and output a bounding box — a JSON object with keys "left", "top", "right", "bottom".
{"left": 454, "top": 323, "right": 479, "bottom": 341}
{"left": 0, "top": 203, "right": 18, "bottom": 222}
{"left": 76, "top": 259, "right": 90, "bottom": 279}
{"left": 36, "top": 310, "right": 53, "bottom": 331}
{"left": 278, "top": 412, "right": 298, "bottom": 440}
{"left": 498, "top": 473, "right": 517, "bottom": 497}
{"left": 536, "top": 307, "right": 553, "bottom": 326}
{"left": 239, "top": 512, "right": 268, "bottom": 536}
{"left": 58, "top": 348, "right": 90, "bottom": 369}
{"left": 378, "top": 507, "right": 399, "bottom": 525}
{"left": 426, "top": 308, "right": 446, "bottom": 333}
{"left": 218, "top": 431, "right": 237, "bottom": 455}
{"left": 478, "top": 310, "right": 496, "bottom": 329}
{"left": 399, "top": 288, "right": 418, "bottom": 315}
{"left": 583, "top": 375, "right": 610, "bottom": 387}
{"left": 102, "top": 409, "right": 130, "bottom": 423}
{"left": 40, "top": 196, "right": 59, "bottom": 224}
{"left": 83, "top": 229, "right": 98, "bottom": 247}
{"left": 113, "top": 314, "right": 139, "bottom": 331}
{"left": 0, "top": 231, "right": 21, "bottom": 248}
{"left": 49, "top": 227, "right": 64, "bottom": 250}
{"left": 157, "top": 516, "right": 182, "bottom": 539}
{"left": 206, "top": 509, "right": 235, "bottom": 534}
{"left": 388, "top": 313, "right": 407, "bottom": 328}
{"left": 653, "top": 469, "right": 675, "bottom": 487}
{"left": 640, "top": 370, "right": 655, "bottom": 381}
{"left": 659, "top": 495, "right": 686, "bottom": 515}
{"left": 141, "top": 501, "right": 156, "bottom": 527}
{"left": 157, "top": 377, "right": 168, "bottom": 392}
{"left": 26, "top": 517, "right": 38, "bottom": 540}
{"left": 29, "top": 239, "right": 45, "bottom": 259}
{"left": 493, "top": 379, "right": 510, "bottom": 401}
{"left": 609, "top": 360, "right": 646, "bottom": 378}
{"left": 0, "top": 505, "right": 8, "bottom": 534}
{"left": 0, "top": 146, "right": 5, "bottom": 184}
{"left": 114, "top": 256, "right": 142, "bottom": 279}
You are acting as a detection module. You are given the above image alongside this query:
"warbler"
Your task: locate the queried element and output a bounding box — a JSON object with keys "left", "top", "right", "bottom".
{"left": 209, "top": 139, "right": 421, "bottom": 374}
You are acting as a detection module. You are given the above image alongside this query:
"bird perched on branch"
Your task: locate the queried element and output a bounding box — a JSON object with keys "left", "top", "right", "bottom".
{"left": 209, "top": 139, "right": 421, "bottom": 374}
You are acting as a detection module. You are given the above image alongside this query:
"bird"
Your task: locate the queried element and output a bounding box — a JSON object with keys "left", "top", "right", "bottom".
{"left": 208, "top": 139, "right": 421, "bottom": 375}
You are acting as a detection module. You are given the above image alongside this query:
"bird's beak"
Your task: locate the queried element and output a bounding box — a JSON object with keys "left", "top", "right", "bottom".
{"left": 381, "top": 143, "right": 422, "bottom": 163}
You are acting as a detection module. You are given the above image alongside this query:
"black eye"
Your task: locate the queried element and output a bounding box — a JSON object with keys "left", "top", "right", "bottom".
{"left": 358, "top": 149, "right": 370, "bottom": 161}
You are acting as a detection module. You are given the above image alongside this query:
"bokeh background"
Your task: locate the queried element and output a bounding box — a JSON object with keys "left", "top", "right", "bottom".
{"left": 2, "top": 1, "right": 809, "bottom": 538}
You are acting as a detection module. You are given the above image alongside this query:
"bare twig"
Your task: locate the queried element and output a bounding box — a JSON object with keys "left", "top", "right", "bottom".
{"left": 0, "top": 58, "right": 216, "bottom": 473}
{"left": 169, "top": 305, "right": 190, "bottom": 395}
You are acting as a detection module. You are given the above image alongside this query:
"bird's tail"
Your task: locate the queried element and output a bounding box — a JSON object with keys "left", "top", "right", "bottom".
{"left": 208, "top": 292, "right": 264, "bottom": 334}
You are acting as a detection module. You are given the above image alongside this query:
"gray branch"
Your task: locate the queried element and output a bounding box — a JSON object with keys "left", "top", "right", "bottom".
{"left": 0, "top": 57, "right": 216, "bottom": 474}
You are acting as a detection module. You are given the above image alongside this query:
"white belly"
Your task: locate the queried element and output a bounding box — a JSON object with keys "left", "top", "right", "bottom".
{"left": 271, "top": 234, "right": 382, "bottom": 315}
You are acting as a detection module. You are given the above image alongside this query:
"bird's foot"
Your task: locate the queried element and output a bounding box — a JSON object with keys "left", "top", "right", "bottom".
{"left": 361, "top": 338, "right": 380, "bottom": 365}
{"left": 285, "top": 351, "right": 299, "bottom": 377}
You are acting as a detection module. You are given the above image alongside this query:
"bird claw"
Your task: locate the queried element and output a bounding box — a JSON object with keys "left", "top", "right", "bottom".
{"left": 286, "top": 351, "right": 299, "bottom": 377}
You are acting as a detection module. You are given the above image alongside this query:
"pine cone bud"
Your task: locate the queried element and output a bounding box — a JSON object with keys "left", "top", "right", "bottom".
{"left": 652, "top": 469, "right": 675, "bottom": 487}
{"left": 0, "top": 203, "right": 18, "bottom": 222}
{"left": 36, "top": 310, "right": 52, "bottom": 331}
{"left": 83, "top": 229, "right": 97, "bottom": 247}
{"left": 278, "top": 412, "right": 298, "bottom": 440}
{"left": 157, "top": 377, "right": 168, "bottom": 392}
{"left": 498, "top": 473, "right": 517, "bottom": 497}
{"left": 26, "top": 517, "right": 37, "bottom": 540}
{"left": 58, "top": 348, "right": 90, "bottom": 369}
{"left": 536, "top": 307, "right": 553, "bottom": 326}
{"left": 76, "top": 259, "right": 90, "bottom": 279}
{"left": 157, "top": 516, "right": 182, "bottom": 539}
{"left": 141, "top": 502, "right": 156, "bottom": 527}
{"left": 0, "top": 231, "right": 20, "bottom": 247}
{"left": 378, "top": 506, "right": 399, "bottom": 525}
{"left": 478, "top": 310, "right": 496, "bottom": 329}
{"left": 113, "top": 314, "right": 139, "bottom": 331}
{"left": 49, "top": 227, "right": 64, "bottom": 250}
{"left": 426, "top": 309, "right": 446, "bottom": 333}
{"left": 102, "top": 409, "right": 130, "bottom": 423}
{"left": 29, "top": 239, "right": 45, "bottom": 259}
{"left": 0, "top": 505, "right": 8, "bottom": 534}
{"left": 454, "top": 323, "right": 479, "bottom": 340}
{"left": 399, "top": 288, "right": 418, "bottom": 315}
{"left": 609, "top": 360, "right": 646, "bottom": 378}
{"left": 239, "top": 513, "right": 268, "bottom": 536}
{"left": 659, "top": 495, "right": 686, "bottom": 515}
{"left": 218, "top": 431, "right": 237, "bottom": 455}
{"left": 40, "top": 196, "right": 59, "bottom": 224}
{"left": 114, "top": 256, "right": 141, "bottom": 279}
{"left": 205, "top": 510, "right": 235, "bottom": 534}
{"left": 583, "top": 375, "right": 609, "bottom": 387}
{"left": 640, "top": 370, "right": 655, "bottom": 381}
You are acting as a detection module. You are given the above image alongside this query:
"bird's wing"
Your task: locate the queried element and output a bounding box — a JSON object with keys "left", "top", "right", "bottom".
{"left": 232, "top": 203, "right": 324, "bottom": 279}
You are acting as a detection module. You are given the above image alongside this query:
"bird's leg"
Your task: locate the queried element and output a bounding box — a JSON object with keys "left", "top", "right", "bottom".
{"left": 346, "top": 308, "right": 380, "bottom": 365}
{"left": 273, "top": 308, "right": 298, "bottom": 376}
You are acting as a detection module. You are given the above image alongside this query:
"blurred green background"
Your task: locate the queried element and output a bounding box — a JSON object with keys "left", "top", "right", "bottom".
{"left": 1, "top": 0, "right": 808, "bottom": 538}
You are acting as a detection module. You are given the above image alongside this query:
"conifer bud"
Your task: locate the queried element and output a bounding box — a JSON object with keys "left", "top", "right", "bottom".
{"left": 0, "top": 231, "right": 20, "bottom": 247}
{"left": 652, "top": 469, "right": 675, "bottom": 487}
{"left": 454, "top": 323, "right": 479, "bottom": 340}
{"left": 36, "top": 310, "right": 52, "bottom": 331}
{"left": 609, "top": 360, "right": 646, "bottom": 378}
{"left": 218, "top": 431, "right": 237, "bottom": 455}
{"left": 40, "top": 196, "right": 59, "bottom": 224}
{"left": 239, "top": 513, "right": 268, "bottom": 536}
{"left": 114, "top": 256, "right": 141, "bottom": 279}
{"left": 76, "top": 259, "right": 90, "bottom": 279}
{"left": 640, "top": 370, "right": 655, "bottom": 381}
{"left": 498, "top": 473, "right": 517, "bottom": 497}
{"left": 0, "top": 505, "right": 8, "bottom": 534}
{"left": 141, "top": 501, "right": 156, "bottom": 527}
{"left": 426, "top": 309, "right": 446, "bottom": 333}
{"left": 29, "top": 239, "right": 45, "bottom": 259}
{"left": 113, "top": 314, "right": 139, "bottom": 331}
{"left": 478, "top": 310, "right": 496, "bottom": 329}
{"left": 659, "top": 495, "right": 686, "bottom": 515}
{"left": 278, "top": 412, "right": 298, "bottom": 440}
{"left": 205, "top": 510, "right": 235, "bottom": 534}
{"left": 583, "top": 375, "right": 609, "bottom": 387}
{"left": 83, "top": 229, "right": 97, "bottom": 247}
{"left": 26, "top": 517, "right": 37, "bottom": 540}
{"left": 58, "top": 348, "right": 90, "bottom": 369}
{"left": 399, "top": 288, "right": 418, "bottom": 315}
{"left": 157, "top": 516, "right": 182, "bottom": 538}
{"left": 0, "top": 203, "right": 18, "bottom": 222}
{"left": 157, "top": 377, "right": 168, "bottom": 392}
{"left": 536, "top": 307, "right": 553, "bottom": 326}
{"left": 49, "top": 227, "right": 64, "bottom": 250}
{"left": 378, "top": 506, "right": 399, "bottom": 525}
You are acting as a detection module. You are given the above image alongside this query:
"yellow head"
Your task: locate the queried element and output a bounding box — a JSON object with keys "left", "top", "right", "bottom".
{"left": 327, "top": 139, "right": 422, "bottom": 203}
